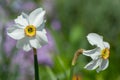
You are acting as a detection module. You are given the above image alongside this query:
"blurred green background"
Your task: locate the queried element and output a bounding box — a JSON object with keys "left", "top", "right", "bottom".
{"left": 0, "top": 0, "right": 120, "bottom": 80}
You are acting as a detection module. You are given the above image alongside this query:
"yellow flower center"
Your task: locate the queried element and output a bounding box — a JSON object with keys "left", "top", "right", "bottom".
{"left": 101, "top": 48, "right": 110, "bottom": 59}
{"left": 24, "top": 25, "right": 36, "bottom": 37}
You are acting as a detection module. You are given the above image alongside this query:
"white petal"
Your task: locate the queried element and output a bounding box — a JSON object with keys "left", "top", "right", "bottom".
{"left": 29, "top": 8, "right": 43, "bottom": 22}
{"left": 14, "top": 12, "right": 28, "bottom": 28}
{"left": 16, "top": 37, "right": 31, "bottom": 51}
{"left": 87, "top": 33, "right": 104, "bottom": 49}
{"left": 83, "top": 47, "right": 100, "bottom": 59}
{"left": 29, "top": 8, "right": 45, "bottom": 27}
{"left": 84, "top": 58, "right": 100, "bottom": 70}
{"left": 97, "top": 59, "right": 109, "bottom": 72}
{"left": 29, "top": 29, "right": 48, "bottom": 49}
{"left": 37, "top": 21, "right": 45, "bottom": 31}
{"left": 7, "top": 26, "right": 25, "bottom": 40}
{"left": 103, "top": 42, "right": 110, "bottom": 49}
{"left": 101, "top": 59, "right": 109, "bottom": 70}
{"left": 36, "top": 29, "right": 48, "bottom": 46}
{"left": 29, "top": 38, "right": 41, "bottom": 49}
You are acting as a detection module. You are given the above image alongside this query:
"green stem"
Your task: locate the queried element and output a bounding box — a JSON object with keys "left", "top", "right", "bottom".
{"left": 57, "top": 56, "right": 68, "bottom": 79}
{"left": 70, "top": 65, "right": 74, "bottom": 80}
{"left": 33, "top": 48, "right": 40, "bottom": 80}
{"left": 70, "top": 49, "right": 83, "bottom": 80}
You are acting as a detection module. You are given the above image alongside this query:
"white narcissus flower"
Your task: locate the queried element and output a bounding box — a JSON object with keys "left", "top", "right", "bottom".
{"left": 83, "top": 33, "right": 110, "bottom": 72}
{"left": 7, "top": 8, "right": 48, "bottom": 51}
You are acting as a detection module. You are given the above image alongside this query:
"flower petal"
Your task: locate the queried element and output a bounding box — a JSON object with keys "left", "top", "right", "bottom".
{"left": 29, "top": 38, "right": 41, "bottom": 49}
{"left": 7, "top": 26, "right": 25, "bottom": 40}
{"left": 36, "top": 29, "right": 48, "bottom": 46}
{"left": 29, "top": 29, "right": 47, "bottom": 49}
{"left": 103, "top": 41, "right": 110, "bottom": 49}
{"left": 101, "top": 59, "right": 109, "bottom": 70}
{"left": 14, "top": 12, "right": 28, "bottom": 28}
{"left": 16, "top": 37, "right": 31, "bottom": 51}
{"left": 29, "top": 8, "right": 45, "bottom": 27}
{"left": 84, "top": 58, "right": 101, "bottom": 70}
{"left": 37, "top": 21, "right": 46, "bottom": 31}
{"left": 83, "top": 47, "right": 100, "bottom": 59}
{"left": 97, "top": 59, "right": 109, "bottom": 72}
{"left": 87, "top": 33, "right": 104, "bottom": 49}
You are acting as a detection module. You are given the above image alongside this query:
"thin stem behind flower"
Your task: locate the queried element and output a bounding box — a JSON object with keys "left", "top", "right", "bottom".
{"left": 72, "top": 49, "right": 83, "bottom": 66}
{"left": 70, "top": 49, "right": 83, "bottom": 80}
{"left": 33, "top": 48, "right": 40, "bottom": 80}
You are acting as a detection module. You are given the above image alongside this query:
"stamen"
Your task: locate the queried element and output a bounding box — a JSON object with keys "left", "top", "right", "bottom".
{"left": 101, "top": 48, "right": 110, "bottom": 59}
{"left": 24, "top": 25, "right": 36, "bottom": 37}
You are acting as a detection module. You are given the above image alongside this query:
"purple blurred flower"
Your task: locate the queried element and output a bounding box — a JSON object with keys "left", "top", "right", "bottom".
{"left": 0, "top": 6, "right": 10, "bottom": 52}
{"left": 6, "top": 0, "right": 11, "bottom": 4}
{"left": 37, "top": 31, "right": 55, "bottom": 66}
{"left": 11, "top": 50, "right": 34, "bottom": 80}
{"left": 42, "top": 0, "right": 55, "bottom": 17}
{"left": 11, "top": 0, "right": 37, "bottom": 12}
{"left": 10, "top": 30, "right": 56, "bottom": 80}
{"left": 0, "top": 22, "right": 3, "bottom": 44}
{"left": 1, "top": 1, "right": 56, "bottom": 79}
{"left": 4, "top": 21, "right": 16, "bottom": 57}
{"left": 25, "top": 30, "right": 55, "bottom": 66}
{"left": 0, "top": 21, "right": 3, "bottom": 31}
{"left": 51, "top": 19, "right": 61, "bottom": 31}
{"left": 4, "top": 35, "right": 16, "bottom": 55}
{"left": 22, "top": 2, "right": 37, "bottom": 11}
{"left": 0, "top": 5, "right": 8, "bottom": 24}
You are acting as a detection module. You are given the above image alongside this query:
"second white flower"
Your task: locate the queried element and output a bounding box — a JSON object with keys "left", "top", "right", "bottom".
{"left": 83, "top": 33, "right": 110, "bottom": 72}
